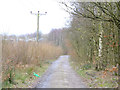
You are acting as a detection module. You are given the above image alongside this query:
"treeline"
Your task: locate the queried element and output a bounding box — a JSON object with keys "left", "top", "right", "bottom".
{"left": 47, "top": 29, "right": 68, "bottom": 54}
{"left": 3, "top": 32, "right": 42, "bottom": 41}
{"left": 48, "top": 2, "right": 119, "bottom": 72}
{"left": 46, "top": 2, "right": 120, "bottom": 73}
{"left": 67, "top": 16, "right": 118, "bottom": 70}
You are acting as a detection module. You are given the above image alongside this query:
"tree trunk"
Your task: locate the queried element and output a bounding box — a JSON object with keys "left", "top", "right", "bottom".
{"left": 98, "top": 21, "right": 103, "bottom": 70}
{"left": 118, "top": 25, "right": 120, "bottom": 90}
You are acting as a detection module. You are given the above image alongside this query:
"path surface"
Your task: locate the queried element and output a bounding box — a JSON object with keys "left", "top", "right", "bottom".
{"left": 34, "top": 55, "right": 88, "bottom": 88}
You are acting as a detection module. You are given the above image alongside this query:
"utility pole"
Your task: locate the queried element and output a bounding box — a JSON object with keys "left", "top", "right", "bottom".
{"left": 30, "top": 11, "right": 47, "bottom": 42}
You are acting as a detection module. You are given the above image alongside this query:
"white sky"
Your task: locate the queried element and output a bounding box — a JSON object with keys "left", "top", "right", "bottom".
{"left": 0, "top": 0, "right": 70, "bottom": 35}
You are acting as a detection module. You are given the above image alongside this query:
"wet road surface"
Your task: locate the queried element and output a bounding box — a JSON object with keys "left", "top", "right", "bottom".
{"left": 34, "top": 55, "right": 87, "bottom": 88}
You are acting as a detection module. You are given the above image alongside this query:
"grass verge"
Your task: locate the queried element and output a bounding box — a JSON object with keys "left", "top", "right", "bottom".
{"left": 70, "top": 60, "right": 118, "bottom": 88}
{"left": 2, "top": 59, "right": 55, "bottom": 88}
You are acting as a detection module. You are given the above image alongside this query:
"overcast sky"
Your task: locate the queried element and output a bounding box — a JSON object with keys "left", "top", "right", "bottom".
{"left": 0, "top": 0, "right": 70, "bottom": 35}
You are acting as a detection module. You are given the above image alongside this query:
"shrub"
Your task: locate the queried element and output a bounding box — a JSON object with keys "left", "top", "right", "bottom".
{"left": 2, "top": 39, "right": 63, "bottom": 87}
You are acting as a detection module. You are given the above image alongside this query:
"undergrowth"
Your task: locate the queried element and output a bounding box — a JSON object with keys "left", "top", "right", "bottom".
{"left": 70, "top": 59, "right": 118, "bottom": 88}
{"left": 2, "top": 40, "right": 63, "bottom": 88}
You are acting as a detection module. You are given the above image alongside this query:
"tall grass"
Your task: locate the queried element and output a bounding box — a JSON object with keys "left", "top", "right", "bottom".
{"left": 2, "top": 40, "right": 63, "bottom": 87}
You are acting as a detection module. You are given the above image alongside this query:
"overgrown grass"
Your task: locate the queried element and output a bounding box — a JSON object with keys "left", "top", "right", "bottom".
{"left": 2, "top": 40, "right": 63, "bottom": 88}
{"left": 3, "top": 59, "right": 55, "bottom": 88}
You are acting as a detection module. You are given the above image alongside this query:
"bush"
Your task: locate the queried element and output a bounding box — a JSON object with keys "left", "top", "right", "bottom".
{"left": 2, "top": 39, "right": 63, "bottom": 87}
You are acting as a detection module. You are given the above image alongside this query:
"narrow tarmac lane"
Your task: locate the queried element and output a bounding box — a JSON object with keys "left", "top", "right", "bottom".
{"left": 35, "top": 55, "right": 88, "bottom": 88}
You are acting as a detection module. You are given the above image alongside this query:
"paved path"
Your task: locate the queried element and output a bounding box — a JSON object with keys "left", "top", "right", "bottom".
{"left": 34, "top": 55, "right": 87, "bottom": 88}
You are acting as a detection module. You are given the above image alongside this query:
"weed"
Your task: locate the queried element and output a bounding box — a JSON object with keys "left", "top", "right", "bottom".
{"left": 2, "top": 40, "right": 63, "bottom": 88}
